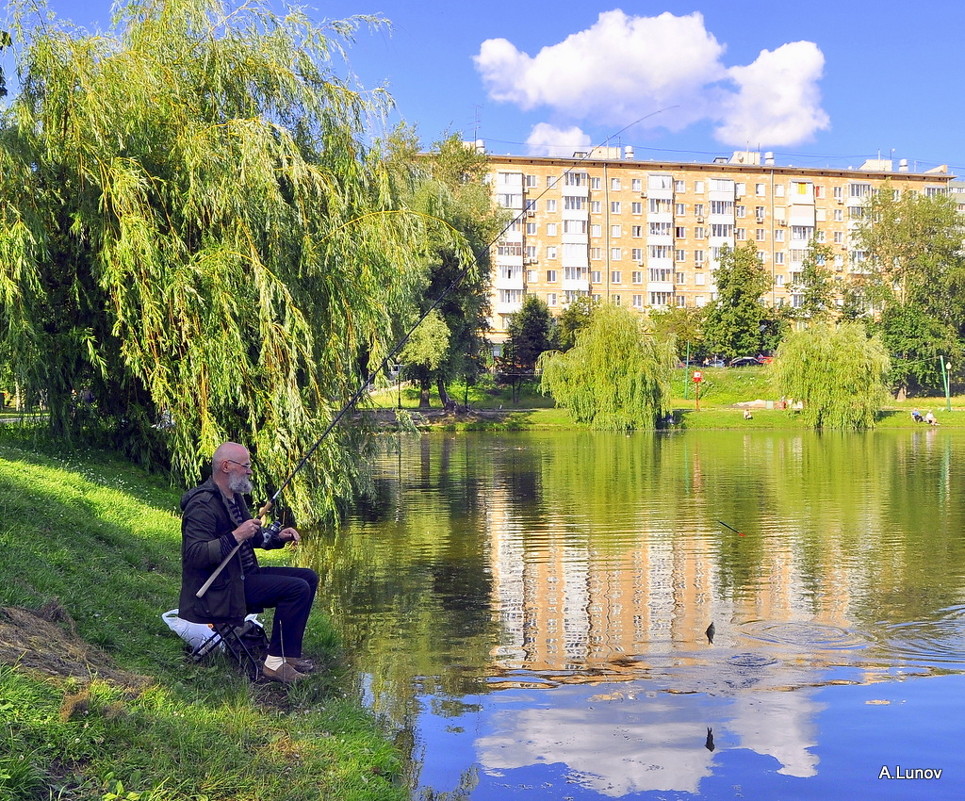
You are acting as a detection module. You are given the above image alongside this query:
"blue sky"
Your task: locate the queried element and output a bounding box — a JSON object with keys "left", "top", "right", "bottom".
{"left": 7, "top": 1, "right": 965, "bottom": 174}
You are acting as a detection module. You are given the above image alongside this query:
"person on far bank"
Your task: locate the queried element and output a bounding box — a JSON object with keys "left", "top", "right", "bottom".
{"left": 178, "top": 441, "right": 319, "bottom": 683}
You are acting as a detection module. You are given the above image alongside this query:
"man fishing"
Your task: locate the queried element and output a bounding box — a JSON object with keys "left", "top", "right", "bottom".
{"left": 178, "top": 441, "right": 318, "bottom": 683}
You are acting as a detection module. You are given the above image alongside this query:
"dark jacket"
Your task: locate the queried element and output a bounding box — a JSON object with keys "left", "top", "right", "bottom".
{"left": 177, "top": 477, "right": 283, "bottom": 624}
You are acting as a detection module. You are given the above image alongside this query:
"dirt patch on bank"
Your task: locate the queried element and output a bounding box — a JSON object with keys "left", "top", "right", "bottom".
{"left": 0, "top": 601, "right": 150, "bottom": 688}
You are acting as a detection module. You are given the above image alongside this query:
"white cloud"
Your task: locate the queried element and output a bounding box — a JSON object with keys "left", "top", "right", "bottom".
{"left": 716, "top": 42, "right": 830, "bottom": 147}
{"left": 473, "top": 10, "right": 829, "bottom": 148}
{"left": 525, "top": 123, "right": 592, "bottom": 157}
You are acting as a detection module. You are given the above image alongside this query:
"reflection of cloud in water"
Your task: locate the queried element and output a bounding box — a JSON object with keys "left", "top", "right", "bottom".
{"left": 729, "top": 690, "right": 823, "bottom": 777}
{"left": 475, "top": 681, "right": 824, "bottom": 794}
{"left": 477, "top": 690, "right": 714, "bottom": 795}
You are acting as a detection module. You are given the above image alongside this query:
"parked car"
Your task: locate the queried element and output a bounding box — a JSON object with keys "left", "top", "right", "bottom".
{"left": 729, "top": 356, "right": 763, "bottom": 367}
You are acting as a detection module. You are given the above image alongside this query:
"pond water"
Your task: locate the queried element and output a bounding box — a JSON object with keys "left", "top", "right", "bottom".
{"left": 304, "top": 429, "right": 965, "bottom": 800}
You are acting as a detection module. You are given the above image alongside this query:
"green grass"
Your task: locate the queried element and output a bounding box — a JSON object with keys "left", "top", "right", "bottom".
{"left": 374, "top": 365, "right": 964, "bottom": 431}
{"left": 0, "top": 437, "right": 406, "bottom": 801}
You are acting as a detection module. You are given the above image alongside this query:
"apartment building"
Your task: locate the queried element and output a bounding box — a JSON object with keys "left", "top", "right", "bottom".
{"left": 485, "top": 147, "right": 953, "bottom": 346}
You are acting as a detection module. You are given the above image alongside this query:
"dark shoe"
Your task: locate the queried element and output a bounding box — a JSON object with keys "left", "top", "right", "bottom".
{"left": 285, "top": 657, "right": 316, "bottom": 673}
{"left": 262, "top": 662, "right": 306, "bottom": 684}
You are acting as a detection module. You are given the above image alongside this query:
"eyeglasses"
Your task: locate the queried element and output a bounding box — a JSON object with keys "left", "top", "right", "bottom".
{"left": 225, "top": 459, "right": 252, "bottom": 470}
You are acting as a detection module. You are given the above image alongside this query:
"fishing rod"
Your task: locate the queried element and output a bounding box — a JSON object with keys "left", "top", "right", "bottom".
{"left": 198, "top": 108, "right": 675, "bottom": 597}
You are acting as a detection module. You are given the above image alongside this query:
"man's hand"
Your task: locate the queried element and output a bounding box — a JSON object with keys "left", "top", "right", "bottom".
{"left": 232, "top": 518, "right": 262, "bottom": 543}
{"left": 279, "top": 527, "right": 300, "bottom": 544}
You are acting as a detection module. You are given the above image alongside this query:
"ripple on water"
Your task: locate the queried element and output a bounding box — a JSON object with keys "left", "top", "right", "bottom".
{"left": 879, "top": 605, "right": 965, "bottom": 667}
{"left": 739, "top": 620, "right": 873, "bottom": 651}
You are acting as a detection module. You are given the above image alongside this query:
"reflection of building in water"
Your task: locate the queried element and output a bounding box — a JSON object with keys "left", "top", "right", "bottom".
{"left": 486, "top": 439, "right": 863, "bottom": 674}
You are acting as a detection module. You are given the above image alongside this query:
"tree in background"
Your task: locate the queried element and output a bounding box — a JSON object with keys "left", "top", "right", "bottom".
{"left": 0, "top": 0, "right": 471, "bottom": 522}
{"left": 853, "top": 188, "right": 964, "bottom": 395}
{"left": 538, "top": 304, "right": 674, "bottom": 431}
{"left": 647, "top": 305, "right": 706, "bottom": 362}
{"left": 400, "top": 310, "right": 450, "bottom": 408}
{"left": 391, "top": 131, "right": 503, "bottom": 408}
{"left": 774, "top": 322, "right": 890, "bottom": 430}
{"left": 504, "top": 295, "right": 555, "bottom": 371}
{"left": 702, "top": 244, "right": 772, "bottom": 358}
{"left": 794, "top": 240, "right": 837, "bottom": 321}
{"left": 555, "top": 295, "right": 597, "bottom": 351}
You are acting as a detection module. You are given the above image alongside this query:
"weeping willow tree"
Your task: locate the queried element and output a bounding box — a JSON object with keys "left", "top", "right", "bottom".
{"left": 0, "top": 0, "right": 471, "bottom": 522}
{"left": 538, "top": 304, "right": 674, "bottom": 431}
{"left": 773, "top": 322, "right": 890, "bottom": 430}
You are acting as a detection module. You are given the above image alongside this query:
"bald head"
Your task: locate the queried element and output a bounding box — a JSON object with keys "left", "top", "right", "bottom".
{"left": 212, "top": 442, "right": 253, "bottom": 496}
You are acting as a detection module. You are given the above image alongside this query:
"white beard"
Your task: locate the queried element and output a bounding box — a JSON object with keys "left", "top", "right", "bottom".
{"left": 227, "top": 474, "right": 253, "bottom": 494}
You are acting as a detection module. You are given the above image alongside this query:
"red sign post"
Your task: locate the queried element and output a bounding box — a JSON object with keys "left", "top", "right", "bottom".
{"left": 692, "top": 370, "right": 703, "bottom": 410}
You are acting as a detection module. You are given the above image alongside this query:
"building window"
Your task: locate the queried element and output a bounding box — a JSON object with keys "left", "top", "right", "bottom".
{"left": 735, "top": 228, "right": 746, "bottom": 240}
{"left": 675, "top": 203, "right": 686, "bottom": 216}
{"left": 564, "top": 219, "right": 587, "bottom": 234}
{"left": 547, "top": 293, "right": 557, "bottom": 306}
{"left": 565, "top": 172, "right": 588, "bottom": 186}
{"left": 649, "top": 245, "right": 672, "bottom": 259}
{"left": 775, "top": 184, "right": 785, "bottom": 197}
{"left": 649, "top": 267, "right": 672, "bottom": 282}
{"left": 592, "top": 224, "right": 602, "bottom": 237}
{"left": 590, "top": 247, "right": 602, "bottom": 259}
{"left": 611, "top": 270, "right": 622, "bottom": 283}
{"left": 695, "top": 273, "right": 706, "bottom": 286}
{"left": 675, "top": 226, "right": 686, "bottom": 238}
{"left": 527, "top": 270, "right": 537, "bottom": 283}
{"left": 610, "top": 247, "right": 622, "bottom": 260}
{"left": 547, "top": 223, "right": 558, "bottom": 236}
{"left": 775, "top": 252, "right": 785, "bottom": 265}
{"left": 650, "top": 291, "right": 672, "bottom": 306}
{"left": 546, "top": 269, "right": 558, "bottom": 282}
{"left": 631, "top": 270, "right": 643, "bottom": 283}
{"left": 675, "top": 271, "right": 685, "bottom": 284}
{"left": 546, "top": 249, "right": 557, "bottom": 261}
{"left": 632, "top": 294, "right": 643, "bottom": 308}
{"left": 675, "top": 180, "right": 686, "bottom": 192}
{"left": 834, "top": 209, "right": 844, "bottom": 222}
{"left": 631, "top": 201, "right": 643, "bottom": 214}
{"left": 833, "top": 231, "right": 844, "bottom": 244}
{"left": 675, "top": 249, "right": 686, "bottom": 261}
{"left": 711, "top": 224, "right": 733, "bottom": 238}
{"left": 631, "top": 248, "right": 643, "bottom": 261}
{"left": 525, "top": 174, "right": 538, "bottom": 187}
{"left": 546, "top": 199, "right": 557, "bottom": 212}
{"left": 676, "top": 295, "right": 687, "bottom": 307}
{"left": 736, "top": 205, "right": 746, "bottom": 218}
{"left": 611, "top": 294, "right": 621, "bottom": 306}
{"left": 756, "top": 229, "right": 766, "bottom": 241}
{"left": 694, "top": 249, "right": 705, "bottom": 264}
{"left": 631, "top": 225, "right": 643, "bottom": 237}
{"left": 526, "top": 222, "right": 537, "bottom": 235}
{"left": 564, "top": 196, "right": 585, "bottom": 210}
{"left": 611, "top": 177, "right": 621, "bottom": 190}
{"left": 591, "top": 200, "right": 602, "bottom": 213}
{"left": 632, "top": 178, "right": 642, "bottom": 192}
{"left": 710, "top": 200, "right": 733, "bottom": 215}
{"left": 775, "top": 274, "right": 785, "bottom": 286}
{"left": 649, "top": 222, "right": 672, "bottom": 236}
{"left": 591, "top": 270, "right": 602, "bottom": 283}
{"left": 775, "top": 229, "right": 785, "bottom": 242}
{"left": 611, "top": 225, "right": 622, "bottom": 238}
{"left": 590, "top": 177, "right": 601, "bottom": 189}
{"left": 611, "top": 201, "right": 622, "bottom": 213}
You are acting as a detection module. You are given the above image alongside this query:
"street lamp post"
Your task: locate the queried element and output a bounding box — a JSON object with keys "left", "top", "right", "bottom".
{"left": 939, "top": 357, "right": 952, "bottom": 412}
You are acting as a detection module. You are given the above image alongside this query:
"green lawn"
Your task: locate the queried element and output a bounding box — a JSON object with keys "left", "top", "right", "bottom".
{"left": 0, "top": 437, "right": 406, "bottom": 801}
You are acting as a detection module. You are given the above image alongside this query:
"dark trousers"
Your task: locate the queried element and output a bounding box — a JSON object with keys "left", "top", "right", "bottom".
{"left": 244, "top": 566, "right": 318, "bottom": 658}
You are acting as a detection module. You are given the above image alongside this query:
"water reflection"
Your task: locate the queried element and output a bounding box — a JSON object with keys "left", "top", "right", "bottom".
{"left": 304, "top": 430, "right": 965, "bottom": 800}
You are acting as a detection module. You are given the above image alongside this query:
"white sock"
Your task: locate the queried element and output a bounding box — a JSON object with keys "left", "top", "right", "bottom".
{"left": 264, "top": 655, "right": 285, "bottom": 670}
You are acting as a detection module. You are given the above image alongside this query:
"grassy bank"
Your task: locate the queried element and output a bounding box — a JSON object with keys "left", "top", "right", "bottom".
{"left": 0, "top": 436, "right": 406, "bottom": 801}
{"left": 368, "top": 365, "right": 963, "bottom": 431}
